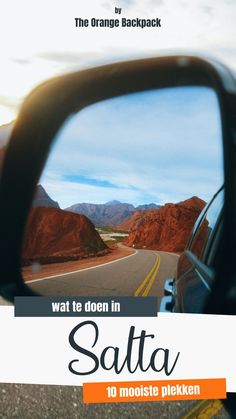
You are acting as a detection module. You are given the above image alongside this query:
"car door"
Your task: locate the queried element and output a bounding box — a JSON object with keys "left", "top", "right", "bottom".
{"left": 174, "top": 187, "right": 224, "bottom": 313}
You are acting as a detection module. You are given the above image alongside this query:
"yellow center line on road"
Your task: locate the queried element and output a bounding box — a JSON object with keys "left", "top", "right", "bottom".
{"left": 134, "top": 254, "right": 161, "bottom": 297}
{"left": 182, "top": 399, "right": 223, "bottom": 419}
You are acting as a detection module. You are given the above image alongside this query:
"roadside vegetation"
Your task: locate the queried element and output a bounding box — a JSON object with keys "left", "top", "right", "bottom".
{"left": 96, "top": 226, "right": 129, "bottom": 243}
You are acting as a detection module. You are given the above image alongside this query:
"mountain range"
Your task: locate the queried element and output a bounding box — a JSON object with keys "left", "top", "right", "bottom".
{"left": 66, "top": 200, "right": 160, "bottom": 226}
{"left": 31, "top": 185, "right": 161, "bottom": 227}
{"left": 28, "top": 185, "right": 206, "bottom": 255}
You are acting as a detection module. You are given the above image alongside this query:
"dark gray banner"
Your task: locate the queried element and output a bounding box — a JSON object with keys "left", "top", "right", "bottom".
{"left": 14, "top": 297, "right": 158, "bottom": 317}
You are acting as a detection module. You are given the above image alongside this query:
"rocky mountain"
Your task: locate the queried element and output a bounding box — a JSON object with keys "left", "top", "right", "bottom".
{"left": 66, "top": 201, "right": 160, "bottom": 227}
{"left": 122, "top": 196, "right": 206, "bottom": 253}
{"left": 136, "top": 203, "right": 161, "bottom": 211}
{"left": 33, "top": 185, "right": 60, "bottom": 208}
{"left": 22, "top": 207, "right": 108, "bottom": 265}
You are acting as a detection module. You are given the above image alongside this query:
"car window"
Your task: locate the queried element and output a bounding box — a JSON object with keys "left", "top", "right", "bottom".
{"left": 189, "top": 188, "right": 224, "bottom": 261}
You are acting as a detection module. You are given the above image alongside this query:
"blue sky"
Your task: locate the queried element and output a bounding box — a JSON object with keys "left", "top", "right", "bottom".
{"left": 40, "top": 86, "right": 223, "bottom": 207}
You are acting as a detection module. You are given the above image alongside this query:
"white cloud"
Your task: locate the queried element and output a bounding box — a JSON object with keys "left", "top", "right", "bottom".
{"left": 39, "top": 87, "right": 223, "bottom": 206}
{"left": 0, "top": 0, "right": 236, "bottom": 124}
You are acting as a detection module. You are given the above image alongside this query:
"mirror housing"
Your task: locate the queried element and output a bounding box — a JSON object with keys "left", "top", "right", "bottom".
{"left": 0, "top": 55, "right": 236, "bottom": 313}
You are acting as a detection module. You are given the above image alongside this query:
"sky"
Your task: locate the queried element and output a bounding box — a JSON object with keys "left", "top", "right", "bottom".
{"left": 0, "top": 0, "right": 236, "bottom": 125}
{"left": 40, "top": 86, "right": 223, "bottom": 207}
{"left": 0, "top": 0, "right": 234, "bottom": 205}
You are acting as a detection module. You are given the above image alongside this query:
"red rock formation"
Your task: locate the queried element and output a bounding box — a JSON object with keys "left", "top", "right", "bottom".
{"left": 22, "top": 207, "right": 108, "bottom": 265}
{"left": 122, "top": 196, "right": 206, "bottom": 253}
{"left": 117, "top": 211, "right": 142, "bottom": 232}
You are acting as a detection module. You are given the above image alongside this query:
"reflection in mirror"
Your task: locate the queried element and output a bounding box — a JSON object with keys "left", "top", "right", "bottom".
{"left": 21, "top": 87, "right": 223, "bottom": 306}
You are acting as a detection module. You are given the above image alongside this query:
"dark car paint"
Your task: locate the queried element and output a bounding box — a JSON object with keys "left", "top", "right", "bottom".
{"left": 174, "top": 252, "right": 212, "bottom": 313}
{"left": 162, "top": 187, "right": 224, "bottom": 313}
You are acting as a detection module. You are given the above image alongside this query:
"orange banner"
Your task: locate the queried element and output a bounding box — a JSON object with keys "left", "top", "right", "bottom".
{"left": 83, "top": 378, "right": 226, "bottom": 404}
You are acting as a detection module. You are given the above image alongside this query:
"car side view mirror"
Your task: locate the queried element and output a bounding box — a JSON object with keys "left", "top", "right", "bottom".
{"left": 0, "top": 55, "right": 236, "bottom": 318}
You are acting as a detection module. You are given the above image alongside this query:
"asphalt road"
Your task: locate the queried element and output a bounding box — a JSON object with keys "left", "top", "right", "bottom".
{"left": 0, "top": 384, "right": 230, "bottom": 419}
{"left": 28, "top": 250, "right": 179, "bottom": 308}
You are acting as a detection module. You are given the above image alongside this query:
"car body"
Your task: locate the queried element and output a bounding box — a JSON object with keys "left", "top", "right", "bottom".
{"left": 160, "top": 186, "right": 224, "bottom": 313}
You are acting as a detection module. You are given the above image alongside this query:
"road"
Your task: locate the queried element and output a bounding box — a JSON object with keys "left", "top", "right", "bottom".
{"left": 0, "top": 251, "right": 230, "bottom": 417}
{"left": 0, "top": 383, "right": 230, "bottom": 418}
{"left": 28, "top": 250, "right": 178, "bottom": 309}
